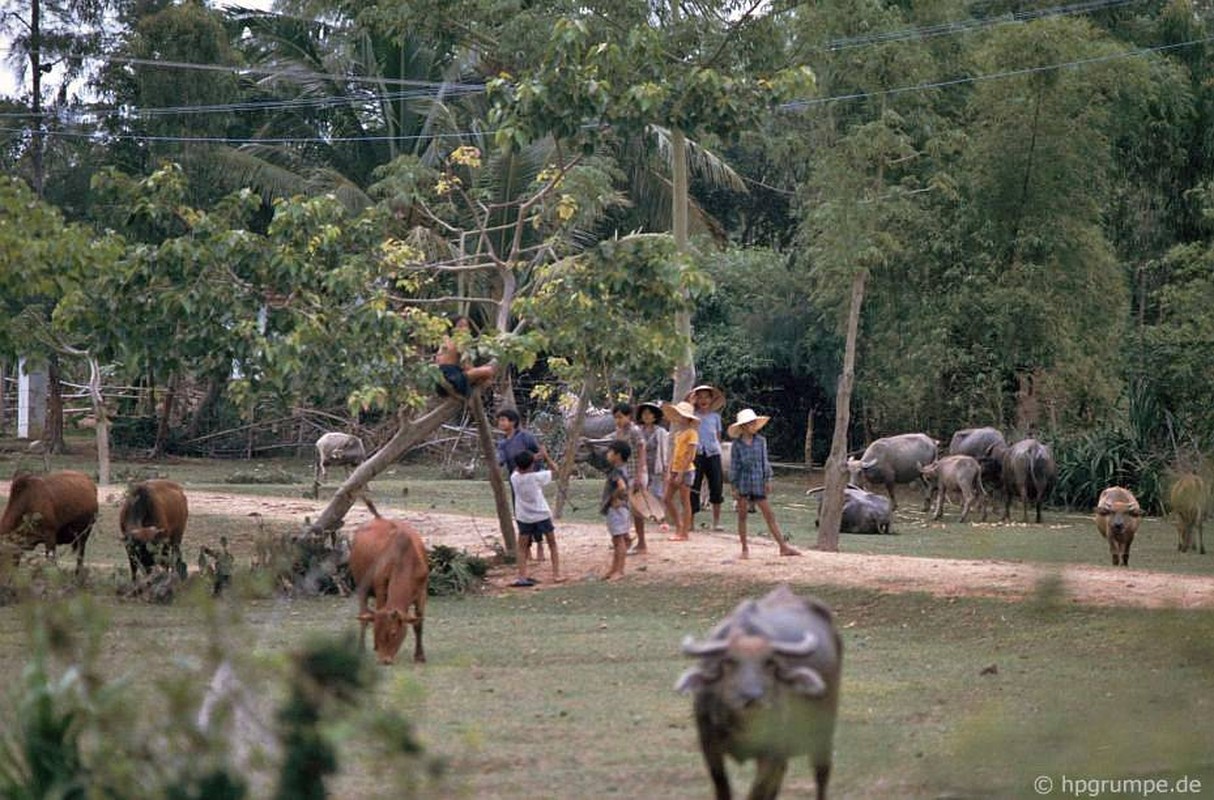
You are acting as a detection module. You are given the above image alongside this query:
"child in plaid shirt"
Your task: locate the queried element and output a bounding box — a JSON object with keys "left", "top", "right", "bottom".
{"left": 727, "top": 409, "right": 800, "bottom": 560}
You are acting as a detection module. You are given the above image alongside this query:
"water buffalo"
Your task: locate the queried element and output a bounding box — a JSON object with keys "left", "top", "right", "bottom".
{"left": 846, "top": 433, "right": 938, "bottom": 511}
{"left": 948, "top": 426, "right": 1007, "bottom": 487}
{"left": 1001, "top": 438, "right": 1056, "bottom": 523}
{"left": 315, "top": 432, "right": 366, "bottom": 484}
{"left": 676, "top": 584, "right": 842, "bottom": 800}
{"left": 1094, "top": 486, "right": 1142, "bottom": 567}
{"left": 810, "top": 484, "right": 893, "bottom": 535}
{"left": 1168, "top": 473, "right": 1207, "bottom": 554}
{"left": 919, "top": 455, "right": 986, "bottom": 522}
{"left": 0, "top": 470, "right": 97, "bottom": 575}
{"left": 120, "top": 479, "right": 189, "bottom": 581}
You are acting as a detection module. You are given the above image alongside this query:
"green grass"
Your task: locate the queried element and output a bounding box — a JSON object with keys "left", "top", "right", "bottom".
{"left": 2, "top": 443, "right": 1213, "bottom": 798}
{"left": 0, "top": 581, "right": 1210, "bottom": 799}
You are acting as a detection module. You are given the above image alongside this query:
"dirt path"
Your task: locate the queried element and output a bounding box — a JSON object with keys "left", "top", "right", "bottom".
{"left": 179, "top": 490, "right": 1214, "bottom": 610}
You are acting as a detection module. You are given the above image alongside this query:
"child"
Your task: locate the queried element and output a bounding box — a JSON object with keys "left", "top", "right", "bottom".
{"left": 601, "top": 441, "right": 632, "bottom": 581}
{"left": 686, "top": 384, "right": 726, "bottom": 531}
{"left": 509, "top": 450, "right": 564, "bottom": 586}
{"left": 636, "top": 401, "right": 670, "bottom": 529}
{"left": 434, "top": 315, "right": 496, "bottom": 398}
{"left": 611, "top": 403, "right": 648, "bottom": 554}
{"left": 728, "top": 408, "right": 800, "bottom": 559}
{"left": 662, "top": 400, "right": 700, "bottom": 541}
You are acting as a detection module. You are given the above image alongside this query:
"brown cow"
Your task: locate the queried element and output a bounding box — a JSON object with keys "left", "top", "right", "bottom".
{"left": 349, "top": 510, "right": 429, "bottom": 665}
{"left": 120, "top": 479, "right": 189, "bottom": 581}
{"left": 0, "top": 470, "right": 98, "bottom": 575}
{"left": 1168, "top": 473, "right": 1207, "bottom": 555}
{"left": 1094, "top": 486, "right": 1143, "bottom": 567}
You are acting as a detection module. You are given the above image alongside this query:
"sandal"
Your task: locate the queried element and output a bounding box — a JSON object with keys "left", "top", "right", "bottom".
{"left": 511, "top": 577, "right": 537, "bottom": 587}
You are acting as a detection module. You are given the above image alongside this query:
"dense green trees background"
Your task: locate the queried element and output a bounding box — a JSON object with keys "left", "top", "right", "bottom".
{"left": 4, "top": 0, "right": 1214, "bottom": 507}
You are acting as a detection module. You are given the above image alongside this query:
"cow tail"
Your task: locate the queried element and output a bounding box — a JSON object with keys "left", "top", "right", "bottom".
{"left": 361, "top": 495, "right": 382, "bottom": 518}
{"left": 1029, "top": 447, "right": 1045, "bottom": 497}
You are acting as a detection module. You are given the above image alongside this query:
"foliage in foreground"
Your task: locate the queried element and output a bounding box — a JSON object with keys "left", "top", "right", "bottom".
{"left": 0, "top": 598, "right": 438, "bottom": 800}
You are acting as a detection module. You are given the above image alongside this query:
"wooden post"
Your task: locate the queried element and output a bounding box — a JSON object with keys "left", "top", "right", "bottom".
{"left": 554, "top": 376, "right": 595, "bottom": 519}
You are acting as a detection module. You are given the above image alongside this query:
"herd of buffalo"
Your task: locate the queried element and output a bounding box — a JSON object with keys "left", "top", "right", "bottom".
{"left": 0, "top": 422, "right": 1209, "bottom": 800}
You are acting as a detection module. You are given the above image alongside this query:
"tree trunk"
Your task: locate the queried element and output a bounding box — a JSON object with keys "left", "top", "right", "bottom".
{"left": 468, "top": 389, "right": 518, "bottom": 556}
{"left": 0, "top": 358, "right": 7, "bottom": 436}
{"left": 153, "top": 372, "right": 178, "bottom": 457}
{"left": 30, "top": 0, "right": 45, "bottom": 199}
{"left": 554, "top": 375, "right": 595, "bottom": 520}
{"left": 816, "top": 268, "right": 868, "bottom": 552}
{"left": 309, "top": 397, "right": 463, "bottom": 535}
{"left": 46, "top": 354, "right": 66, "bottom": 454}
{"left": 671, "top": 128, "right": 696, "bottom": 401}
{"left": 804, "top": 407, "right": 815, "bottom": 472}
{"left": 185, "top": 370, "right": 226, "bottom": 440}
{"left": 84, "top": 356, "right": 111, "bottom": 487}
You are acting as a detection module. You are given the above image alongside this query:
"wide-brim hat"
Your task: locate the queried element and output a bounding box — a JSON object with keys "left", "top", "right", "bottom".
{"left": 728, "top": 408, "right": 771, "bottom": 438}
{"left": 685, "top": 384, "right": 726, "bottom": 411}
{"left": 636, "top": 401, "right": 664, "bottom": 422}
{"left": 662, "top": 400, "right": 699, "bottom": 423}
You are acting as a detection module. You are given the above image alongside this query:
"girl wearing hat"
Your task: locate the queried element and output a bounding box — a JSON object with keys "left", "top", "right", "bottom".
{"left": 728, "top": 408, "right": 800, "bottom": 559}
{"left": 637, "top": 401, "right": 670, "bottom": 527}
{"left": 662, "top": 400, "right": 700, "bottom": 541}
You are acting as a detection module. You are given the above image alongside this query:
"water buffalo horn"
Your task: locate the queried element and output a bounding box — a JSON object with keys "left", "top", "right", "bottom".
{"left": 771, "top": 631, "right": 819, "bottom": 657}
{"left": 681, "top": 635, "right": 729, "bottom": 656}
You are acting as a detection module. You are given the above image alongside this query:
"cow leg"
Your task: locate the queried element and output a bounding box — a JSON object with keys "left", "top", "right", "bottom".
{"left": 412, "top": 616, "right": 426, "bottom": 663}
{"left": 1034, "top": 499, "right": 1043, "bottom": 524}
{"left": 748, "top": 756, "right": 787, "bottom": 800}
{"left": 886, "top": 482, "right": 898, "bottom": 513}
{"left": 814, "top": 761, "right": 832, "bottom": 800}
{"left": 701, "top": 745, "right": 731, "bottom": 800}
{"left": 1198, "top": 521, "right": 1206, "bottom": 555}
{"left": 959, "top": 489, "right": 972, "bottom": 523}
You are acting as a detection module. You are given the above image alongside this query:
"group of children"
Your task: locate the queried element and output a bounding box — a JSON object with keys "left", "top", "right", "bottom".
{"left": 501, "top": 384, "right": 800, "bottom": 587}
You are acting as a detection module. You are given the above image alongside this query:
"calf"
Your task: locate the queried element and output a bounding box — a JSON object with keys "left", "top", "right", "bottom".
{"left": 1168, "top": 473, "right": 1207, "bottom": 555}
{"left": 919, "top": 455, "right": 986, "bottom": 522}
{"left": 120, "top": 479, "right": 189, "bottom": 581}
{"left": 948, "top": 426, "right": 1007, "bottom": 489}
{"left": 1094, "top": 486, "right": 1142, "bottom": 567}
{"left": 0, "top": 470, "right": 97, "bottom": 576}
{"left": 349, "top": 510, "right": 429, "bottom": 665}
{"left": 314, "top": 432, "right": 366, "bottom": 484}
{"left": 676, "top": 585, "right": 842, "bottom": 800}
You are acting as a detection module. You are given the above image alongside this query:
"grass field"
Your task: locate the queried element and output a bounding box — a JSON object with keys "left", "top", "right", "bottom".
{"left": 1, "top": 442, "right": 1213, "bottom": 798}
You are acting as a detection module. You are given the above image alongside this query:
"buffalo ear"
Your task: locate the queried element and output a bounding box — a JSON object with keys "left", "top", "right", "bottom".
{"left": 357, "top": 612, "right": 374, "bottom": 622}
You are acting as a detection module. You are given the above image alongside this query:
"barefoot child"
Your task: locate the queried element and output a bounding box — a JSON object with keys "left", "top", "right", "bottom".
{"left": 611, "top": 403, "right": 648, "bottom": 554}
{"left": 686, "top": 384, "right": 726, "bottom": 531}
{"left": 509, "top": 450, "right": 564, "bottom": 586}
{"left": 728, "top": 408, "right": 800, "bottom": 559}
{"left": 434, "top": 315, "right": 496, "bottom": 397}
{"left": 601, "top": 441, "right": 632, "bottom": 580}
{"left": 662, "top": 400, "right": 700, "bottom": 541}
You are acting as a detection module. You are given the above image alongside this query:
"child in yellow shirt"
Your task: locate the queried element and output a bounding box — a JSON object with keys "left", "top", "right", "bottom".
{"left": 662, "top": 400, "right": 700, "bottom": 541}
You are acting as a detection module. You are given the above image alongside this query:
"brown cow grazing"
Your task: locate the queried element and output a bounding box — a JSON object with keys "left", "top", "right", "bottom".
{"left": 1094, "top": 487, "right": 1143, "bottom": 567}
{"left": 1168, "top": 473, "right": 1207, "bottom": 555}
{"left": 120, "top": 479, "right": 189, "bottom": 581}
{"left": 919, "top": 455, "right": 986, "bottom": 522}
{"left": 349, "top": 509, "right": 429, "bottom": 665}
{"left": 0, "top": 470, "right": 98, "bottom": 576}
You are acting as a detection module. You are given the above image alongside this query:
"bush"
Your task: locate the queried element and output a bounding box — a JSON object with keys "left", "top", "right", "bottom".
{"left": 427, "top": 545, "right": 488, "bottom": 597}
{"left": 1054, "top": 428, "right": 1168, "bottom": 513}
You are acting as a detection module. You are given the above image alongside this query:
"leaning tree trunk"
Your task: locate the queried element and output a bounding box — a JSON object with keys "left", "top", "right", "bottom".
{"left": 554, "top": 375, "right": 595, "bottom": 520}
{"left": 308, "top": 397, "right": 463, "bottom": 536}
{"left": 468, "top": 389, "right": 518, "bottom": 556}
{"left": 816, "top": 268, "right": 868, "bottom": 552}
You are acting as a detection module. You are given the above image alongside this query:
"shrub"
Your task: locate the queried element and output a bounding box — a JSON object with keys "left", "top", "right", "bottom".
{"left": 427, "top": 545, "right": 488, "bottom": 597}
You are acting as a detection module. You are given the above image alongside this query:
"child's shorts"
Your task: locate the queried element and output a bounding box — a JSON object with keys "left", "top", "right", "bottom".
{"left": 606, "top": 506, "right": 632, "bottom": 536}
{"left": 517, "top": 518, "right": 554, "bottom": 543}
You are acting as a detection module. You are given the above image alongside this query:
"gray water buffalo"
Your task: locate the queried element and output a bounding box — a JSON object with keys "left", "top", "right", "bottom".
{"left": 1094, "top": 486, "right": 1142, "bottom": 567}
{"left": 676, "top": 584, "right": 842, "bottom": 800}
{"left": 1168, "top": 473, "right": 1207, "bottom": 554}
{"left": 919, "top": 454, "right": 986, "bottom": 522}
{"left": 1001, "top": 438, "right": 1056, "bottom": 523}
{"left": 314, "top": 432, "right": 366, "bottom": 484}
{"left": 811, "top": 484, "right": 893, "bottom": 535}
{"left": 846, "top": 433, "right": 938, "bottom": 511}
{"left": 948, "top": 426, "right": 1007, "bottom": 487}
